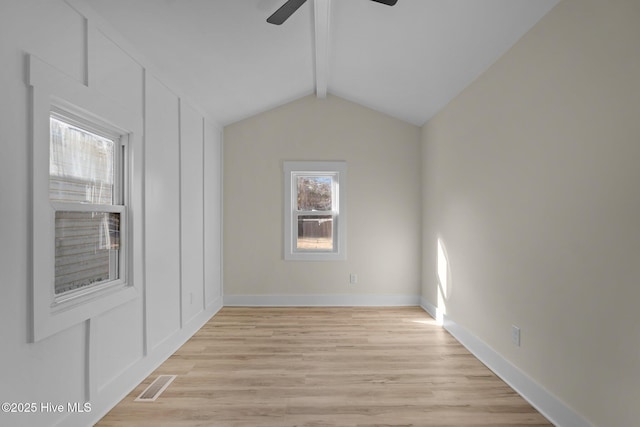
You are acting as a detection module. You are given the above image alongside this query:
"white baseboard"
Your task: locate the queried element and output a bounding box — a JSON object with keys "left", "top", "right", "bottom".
{"left": 224, "top": 294, "right": 421, "bottom": 307}
{"left": 417, "top": 302, "right": 591, "bottom": 427}
{"left": 58, "top": 296, "right": 224, "bottom": 427}
{"left": 419, "top": 297, "right": 438, "bottom": 321}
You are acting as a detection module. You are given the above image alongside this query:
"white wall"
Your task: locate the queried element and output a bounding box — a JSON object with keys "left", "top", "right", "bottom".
{"left": 421, "top": 0, "right": 640, "bottom": 425}
{"left": 223, "top": 95, "right": 421, "bottom": 305}
{"left": 180, "top": 100, "right": 206, "bottom": 325}
{"left": 0, "top": 0, "right": 223, "bottom": 425}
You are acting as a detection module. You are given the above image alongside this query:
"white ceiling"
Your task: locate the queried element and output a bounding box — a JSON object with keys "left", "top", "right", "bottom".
{"left": 83, "top": 0, "right": 559, "bottom": 126}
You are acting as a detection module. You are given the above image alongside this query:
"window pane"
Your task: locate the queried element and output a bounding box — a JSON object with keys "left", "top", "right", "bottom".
{"left": 50, "top": 117, "right": 115, "bottom": 204}
{"left": 297, "top": 176, "right": 332, "bottom": 211}
{"left": 297, "top": 215, "right": 333, "bottom": 250}
{"left": 55, "top": 211, "right": 120, "bottom": 295}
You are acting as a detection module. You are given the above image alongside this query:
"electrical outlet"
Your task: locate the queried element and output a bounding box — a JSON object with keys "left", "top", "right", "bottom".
{"left": 349, "top": 273, "right": 358, "bottom": 284}
{"left": 511, "top": 325, "right": 521, "bottom": 347}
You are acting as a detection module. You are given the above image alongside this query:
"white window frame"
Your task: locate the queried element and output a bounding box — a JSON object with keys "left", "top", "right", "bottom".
{"left": 49, "top": 109, "right": 128, "bottom": 304}
{"left": 284, "top": 161, "right": 347, "bottom": 261}
{"left": 29, "top": 55, "right": 142, "bottom": 341}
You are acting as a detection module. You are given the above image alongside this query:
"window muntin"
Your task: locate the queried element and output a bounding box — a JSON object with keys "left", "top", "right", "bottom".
{"left": 49, "top": 113, "right": 126, "bottom": 301}
{"left": 284, "top": 162, "right": 346, "bottom": 261}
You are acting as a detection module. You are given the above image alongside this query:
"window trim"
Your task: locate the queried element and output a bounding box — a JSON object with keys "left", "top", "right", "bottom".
{"left": 29, "top": 54, "right": 142, "bottom": 342}
{"left": 284, "top": 161, "right": 347, "bottom": 261}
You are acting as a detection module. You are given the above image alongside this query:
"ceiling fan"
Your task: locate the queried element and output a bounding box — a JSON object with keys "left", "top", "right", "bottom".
{"left": 267, "top": 0, "right": 398, "bottom": 25}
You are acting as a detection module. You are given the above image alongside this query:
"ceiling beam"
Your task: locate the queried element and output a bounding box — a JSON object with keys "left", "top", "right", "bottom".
{"left": 313, "top": 0, "right": 331, "bottom": 98}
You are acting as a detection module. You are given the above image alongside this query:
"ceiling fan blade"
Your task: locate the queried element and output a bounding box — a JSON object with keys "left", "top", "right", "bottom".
{"left": 370, "top": 0, "right": 398, "bottom": 5}
{"left": 267, "top": 0, "right": 308, "bottom": 25}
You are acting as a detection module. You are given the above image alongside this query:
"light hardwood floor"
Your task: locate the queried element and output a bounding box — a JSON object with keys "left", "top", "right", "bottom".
{"left": 96, "top": 307, "right": 552, "bottom": 426}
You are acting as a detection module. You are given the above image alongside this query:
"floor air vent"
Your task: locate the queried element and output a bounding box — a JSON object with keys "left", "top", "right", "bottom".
{"left": 135, "top": 375, "right": 177, "bottom": 402}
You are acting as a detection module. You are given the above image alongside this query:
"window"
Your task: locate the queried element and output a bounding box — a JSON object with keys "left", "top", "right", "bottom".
{"left": 49, "top": 113, "right": 127, "bottom": 301}
{"left": 29, "top": 54, "right": 141, "bottom": 341}
{"left": 284, "top": 161, "right": 346, "bottom": 261}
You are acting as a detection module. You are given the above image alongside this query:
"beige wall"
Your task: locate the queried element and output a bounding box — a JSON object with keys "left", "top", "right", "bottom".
{"left": 421, "top": 0, "right": 640, "bottom": 425}
{"left": 224, "top": 94, "right": 421, "bottom": 300}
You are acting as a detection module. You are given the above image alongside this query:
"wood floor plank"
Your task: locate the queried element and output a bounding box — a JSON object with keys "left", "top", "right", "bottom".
{"left": 96, "top": 307, "right": 552, "bottom": 427}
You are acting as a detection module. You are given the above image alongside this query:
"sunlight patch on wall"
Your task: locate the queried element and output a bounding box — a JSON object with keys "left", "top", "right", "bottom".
{"left": 436, "top": 238, "right": 450, "bottom": 325}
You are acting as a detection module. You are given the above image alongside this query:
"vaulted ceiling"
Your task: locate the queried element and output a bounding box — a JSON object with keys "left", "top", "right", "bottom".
{"left": 83, "top": 0, "right": 559, "bottom": 126}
